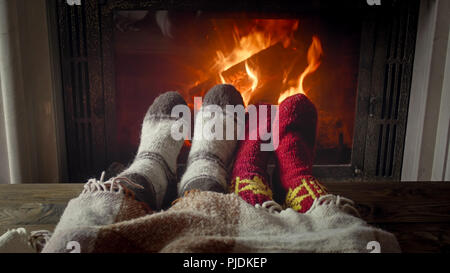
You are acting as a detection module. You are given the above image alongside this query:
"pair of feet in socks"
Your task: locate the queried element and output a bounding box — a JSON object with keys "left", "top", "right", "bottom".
{"left": 116, "top": 84, "right": 242, "bottom": 211}
{"left": 114, "top": 84, "right": 327, "bottom": 213}
{"left": 231, "top": 92, "right": 327, "bottom": 213}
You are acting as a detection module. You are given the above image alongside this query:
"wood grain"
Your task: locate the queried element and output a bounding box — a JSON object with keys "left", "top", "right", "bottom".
{"left": 0, "top": 182, "right": 449, "bottom": 252}
{"left": 0, "top": 184, "right": 82, "bottom": 235}
{"left": 323, "top": 182, "right": 450, "bottom": 223}
{"left": 377, "top": 223, "right": 450, "bottom": 253}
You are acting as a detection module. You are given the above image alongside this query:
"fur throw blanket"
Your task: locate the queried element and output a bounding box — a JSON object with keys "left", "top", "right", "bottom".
{"left": 42, "top": 179, "right": 400, "bottom": 253}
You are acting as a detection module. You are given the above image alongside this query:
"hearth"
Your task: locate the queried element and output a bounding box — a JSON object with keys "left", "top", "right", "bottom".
{"left": 54, "top": 0, "right": 420, "bottom": 182}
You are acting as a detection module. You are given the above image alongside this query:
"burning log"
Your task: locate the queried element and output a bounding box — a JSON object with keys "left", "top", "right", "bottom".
{"left": 186, "top": 42, "right": 307, "bottom": 106}
{"left": 221, "top": 42, "right": 307, "bottom": 105}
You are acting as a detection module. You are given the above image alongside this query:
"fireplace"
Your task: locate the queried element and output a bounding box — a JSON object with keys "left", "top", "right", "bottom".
{"left": 114, "top": 11, "right": 360, "bottom": 163}
{"left": 54, "top": 0, "right": 420, "bottom": 182}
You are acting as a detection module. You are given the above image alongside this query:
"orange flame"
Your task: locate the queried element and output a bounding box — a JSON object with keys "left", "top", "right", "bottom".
{"left": 245, "top": 61, "right": 258, "bottom": 92}
{"left": 214, "top": 20, "right": 299, "bottom": 106}
{"left": 278, "top": 36, "right": 323, "bottom": 103}
{"left": 215, "top": 20, "right": 298, "bottom": 71}
{"left": 199, "top": 20, "right": 323, "bottom": 106}
{"left": 239, "top": 60, "right": 259, "bottom": 106}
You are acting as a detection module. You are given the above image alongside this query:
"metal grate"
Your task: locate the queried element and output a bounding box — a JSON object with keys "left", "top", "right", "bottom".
{"left": 367, "top": 0, "right": 419, "bottom": 180}
{"left": 58, "top": 0, "right": 96, "bottom": 181}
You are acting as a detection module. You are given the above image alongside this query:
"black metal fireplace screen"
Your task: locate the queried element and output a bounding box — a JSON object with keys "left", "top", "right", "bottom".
{"left": 52, "top": 0, "right": 419, "bottom": 182}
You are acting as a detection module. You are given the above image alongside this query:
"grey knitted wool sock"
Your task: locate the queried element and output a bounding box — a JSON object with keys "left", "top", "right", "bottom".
{"left": 118, "top": 91, "right": 187, "bottom": 210}
{"left": 178, "top": 84, "right": 244, "bottom": 195}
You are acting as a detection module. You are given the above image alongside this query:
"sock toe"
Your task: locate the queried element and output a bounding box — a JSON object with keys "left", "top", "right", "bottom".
{"left": 278, "top": 93, "right": 317, "bottom": 147}
{"left": 203, "top": 84, "right": 244, "bottom": 107}
{"left": 146, "top": 91, "right": 187, "bottom": 117}
{"left": 278, "top": 94, "right": 317, "bottom": 130}
{"left": 181, "top": 177, "right": 226, "bottom": 194}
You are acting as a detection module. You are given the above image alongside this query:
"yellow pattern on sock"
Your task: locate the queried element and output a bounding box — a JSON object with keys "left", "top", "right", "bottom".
{"left": 285, "top": 177, "right": 327, "bottom": 212}
{"left": 232, "top": 176, "right": 273, "bottom": 199}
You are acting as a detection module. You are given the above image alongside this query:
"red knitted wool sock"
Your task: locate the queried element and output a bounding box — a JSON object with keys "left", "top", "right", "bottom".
{"left": 230, "top": 104, "right": 274, "bottom": 206}
{"left": 274, "top": 94, "right": 327, "bottom": 213}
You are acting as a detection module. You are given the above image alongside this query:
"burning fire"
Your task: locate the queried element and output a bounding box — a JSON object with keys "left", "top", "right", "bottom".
{"left": 208, "top": 19, "right": 323, "bottom": 106}
{"left": 242, "top": 61, "right": 259, "bottom": 106}
{"left": 278, "top": 36, "right": 323, "bottom": 103}
{"left": 214, "top": 20, "right": 299, "bottom": 73}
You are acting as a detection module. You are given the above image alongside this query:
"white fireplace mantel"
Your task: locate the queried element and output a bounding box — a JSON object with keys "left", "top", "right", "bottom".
{"left": 0, "top": 0, "right": 65, "bottom": 184}
{"left": 402, "top": 0, "right": 450, "bottom": 181}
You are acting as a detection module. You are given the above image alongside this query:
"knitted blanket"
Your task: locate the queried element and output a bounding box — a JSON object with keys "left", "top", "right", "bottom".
{"left": 42, "top": 180, "right": 400, "bottom": 253}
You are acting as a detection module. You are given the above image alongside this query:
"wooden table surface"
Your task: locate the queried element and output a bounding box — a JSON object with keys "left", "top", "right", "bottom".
{"left": 1, "top": 182, "right": 449, "bottom": 253}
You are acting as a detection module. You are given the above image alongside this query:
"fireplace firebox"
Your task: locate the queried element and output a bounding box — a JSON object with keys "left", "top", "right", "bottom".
{"left": 54, "top": 0, "right": 420, "bottom": 182}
